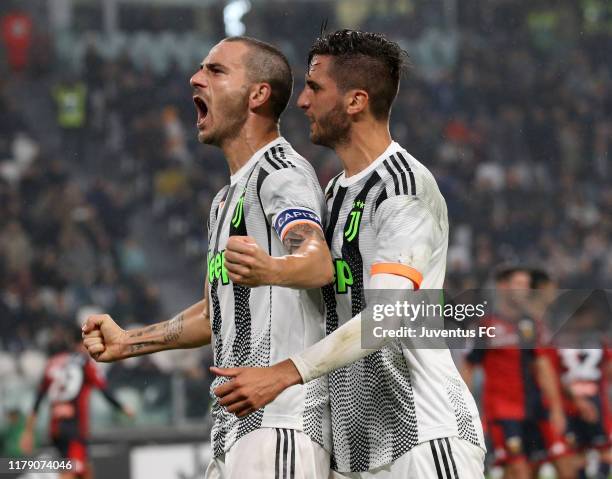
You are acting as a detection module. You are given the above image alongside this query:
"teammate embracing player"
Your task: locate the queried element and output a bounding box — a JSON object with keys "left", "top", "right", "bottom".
{"left": 82, "top": 37, "right": 335, "bottom": 478}
{"left": 213, "top": 30, "right": 487, "bottom": 478}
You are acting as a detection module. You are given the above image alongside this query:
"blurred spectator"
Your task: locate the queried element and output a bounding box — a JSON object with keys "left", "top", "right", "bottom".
{"left": 0, "top": 10, "right": 33, "bottom": 72}
{"left": 0, "top": 409, "right": 27, "bottom": 457}
{"left": 0, "top": 221, "right": 33, "bottom": 275}
{"left": 0, "top": 75, "right": 162, "bottom": 352}
{"left": 119, "top": 238, "right": 148, "bottom": 276}
{"left": 52, "top": 75, "right": 87, "bottom": 161}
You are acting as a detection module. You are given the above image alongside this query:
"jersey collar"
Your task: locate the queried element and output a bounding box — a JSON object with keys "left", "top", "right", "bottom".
{"left": 229, "top": 136, "right": 286, "bottom": 185}
{"left": 338, "top": 141, "right": 403, "bottom": 187}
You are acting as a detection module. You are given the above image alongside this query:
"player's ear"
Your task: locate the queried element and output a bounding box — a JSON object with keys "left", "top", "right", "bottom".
{"left": 249, "top": 82, "right": 272, "bottom": 111}
{"left": 346, "top": 89, "right": 369, "bottom": 116}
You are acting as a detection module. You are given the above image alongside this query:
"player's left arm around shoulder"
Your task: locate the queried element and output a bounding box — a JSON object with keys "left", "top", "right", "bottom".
{"left": 259, "top": 164, "right": 333, "bottom": 288}
{"left": 224, "top": 222, "right": 333, "bottom": 289}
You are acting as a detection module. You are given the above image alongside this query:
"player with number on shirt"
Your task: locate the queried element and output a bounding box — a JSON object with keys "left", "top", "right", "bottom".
{"left": 20, "top": 328, "right": 133, "bottom": 479}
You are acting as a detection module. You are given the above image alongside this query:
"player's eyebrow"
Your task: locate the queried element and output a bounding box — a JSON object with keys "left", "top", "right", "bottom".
{"left": 305, "top": 78, "right": 322, "bottom": 90}
{"left": 201, "top": 62, "right": 228, "bottom": 73}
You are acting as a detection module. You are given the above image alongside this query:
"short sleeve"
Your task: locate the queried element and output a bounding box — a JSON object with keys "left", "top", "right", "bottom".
{"left": 372, "top": 195, "right": 438, "bottom": 290}
{"left": 259, "top": 167, "right": 324, "bottom": 241}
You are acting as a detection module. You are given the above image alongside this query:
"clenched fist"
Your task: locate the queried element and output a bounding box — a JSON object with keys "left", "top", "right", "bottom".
{"left": 82, "top": 314, "right": 127, "bottom": 362}
{"left": 224, "top": 235, "right": 280, "bottom": 287}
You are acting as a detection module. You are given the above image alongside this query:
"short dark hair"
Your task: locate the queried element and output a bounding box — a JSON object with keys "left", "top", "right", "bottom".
{"left": 530, "top": 268, "right": 552, "bottom": 289}
{"left": 494, "top": 265, "right": 529, "bottom": 284}
{"left": 307, "top": 29, "right": 408, "bottom": 120}
{"left": 224, "top": 36, "right": 293, "bottom": 122}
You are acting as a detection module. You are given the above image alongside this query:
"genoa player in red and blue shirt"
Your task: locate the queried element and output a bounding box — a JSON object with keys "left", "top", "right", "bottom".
{"left": 551, "top": 342, "right": 611, "bottom": 478}
{"left": 531, "top": 270, "right": 611, "bottom": 478}
{"left": 462, "top": 267, "right": 575, "bottom": 479}
{"left": 21, "top": 329, "right": 132, "bottom": 479}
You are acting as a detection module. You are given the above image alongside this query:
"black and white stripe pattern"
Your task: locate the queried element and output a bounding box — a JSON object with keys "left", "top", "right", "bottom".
{"left": 382, "top": 152, "right": 416, "bottom": 196}
{"left": 274, "top": 428, "right": 296, "bottom": 479}
{"left": 396, "top": 152, "right": 417, "bottom": 195}
{"left": 325, "top": 172, "right": 343, "bottom": 201}
{"left": 265, "top": 146, "right": 296, "bottom": 170}
{"left": 429, "top": 438, "right": 460, "bottom": 479}
{"left": 374, "top": 187, "right": 388, "bottom": 212}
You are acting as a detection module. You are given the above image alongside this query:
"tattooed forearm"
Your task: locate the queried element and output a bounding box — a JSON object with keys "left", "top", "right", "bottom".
{"left": 126, "top": 315, "right": 184, "bottom": 355}
{"left": 128, "top": 324, "right": 159, "bottom": 338}
{"left": 282, "top": 223, "right": 324, "bottom": 254}
{"left": 130, "top": 342, "right": 156, "bottom": 353}
{"left": 163, "top": 314, "right": 184, "bottom": 343}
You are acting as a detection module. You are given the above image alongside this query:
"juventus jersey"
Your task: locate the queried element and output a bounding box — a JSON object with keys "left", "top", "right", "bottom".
{"left": 322, "top": 141, "right": 485, "bottom": 472}
{"left": 206, "top": 137, "right": 331, "bottom": 457}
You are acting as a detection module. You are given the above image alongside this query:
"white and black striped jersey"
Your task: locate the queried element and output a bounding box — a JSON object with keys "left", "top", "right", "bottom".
{"left": 322, "top": 141, "right": 485, "bottom": 472}
{"left": 206, "top": 137, "right": 331, "bottom": 458}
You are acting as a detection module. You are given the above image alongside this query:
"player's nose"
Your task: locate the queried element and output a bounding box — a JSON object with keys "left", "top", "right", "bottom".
{"left": 296, "top": 89, "right": 309, "bottom": 110}
{"left": 190, "top": 70, "right": 206, "bottom": 89}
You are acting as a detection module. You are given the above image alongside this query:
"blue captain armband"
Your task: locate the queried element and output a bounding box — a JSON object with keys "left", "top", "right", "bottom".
{"left": 273, "top": 208, "right": 323, "bottom": 240}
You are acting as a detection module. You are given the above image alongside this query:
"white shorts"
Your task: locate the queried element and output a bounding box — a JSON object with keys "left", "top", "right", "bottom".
{"left": 205, "top": 427, "right": 331, "bottom": 479}
{"left": 332, "top": 437, "right": 485, "bottom": 479}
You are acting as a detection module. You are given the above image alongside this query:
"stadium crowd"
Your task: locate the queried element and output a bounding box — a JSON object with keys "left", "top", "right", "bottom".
{"left": 0, "top": 83, "right": 162, "bottom": 354}
{"left": 47, "top": 0, "right": 612, "bottom": 292}
{"left": 0, "top": 0, "right": 610, "bottom": 471}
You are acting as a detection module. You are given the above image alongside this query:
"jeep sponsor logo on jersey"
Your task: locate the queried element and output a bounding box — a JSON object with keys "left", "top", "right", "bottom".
{"left": 334, "top": 258, "right": 353, "bottom": 294}
{"left": 208, "top": 250, "right": 230, "bottom": 285}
